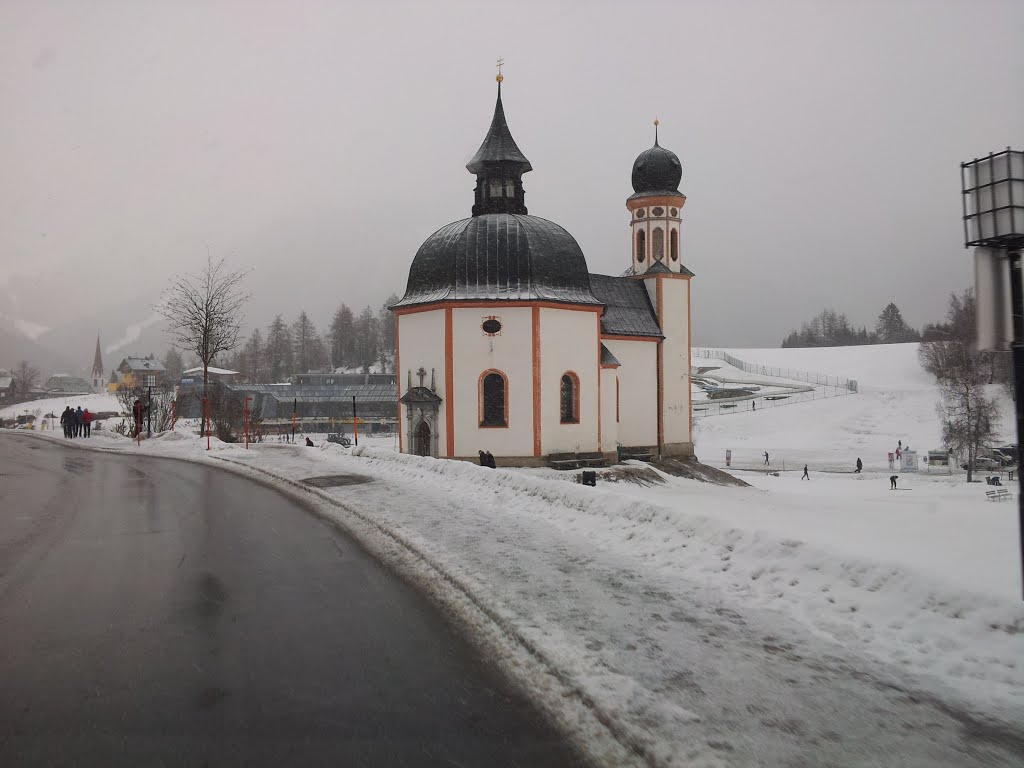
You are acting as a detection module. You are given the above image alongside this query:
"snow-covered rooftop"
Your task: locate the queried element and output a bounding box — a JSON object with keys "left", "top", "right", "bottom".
{"left": 182, "top": 366, "right": 239, "bottom": 376}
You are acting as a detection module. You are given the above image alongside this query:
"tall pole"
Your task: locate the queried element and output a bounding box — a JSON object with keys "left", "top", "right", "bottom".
{"left": 204, "top": 397, "right": 210, "bottom": 450}
{"left": 292, "top": 397, "right": 297, "bottom": 443}
{"left": 1008, "top": 249, "right": 1024, "bottom": 600}
{"left": 244, "top": 396, "right": 252, "bottom": 449}
{"left": 147, "top": 385, "right": 152, "bottom": 438}
{"left": 352, "top": 395, "right": 358, "bottom": 447}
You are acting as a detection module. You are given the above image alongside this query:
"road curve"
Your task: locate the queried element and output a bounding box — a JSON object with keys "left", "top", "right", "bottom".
{"left": 0, "top": 434, "right": 587, "bottom": 767}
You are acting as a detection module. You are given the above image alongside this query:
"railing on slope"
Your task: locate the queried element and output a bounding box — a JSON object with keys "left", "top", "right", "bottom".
{"left": 694, "top": 348, "right": 858, "bottom": 392}
{"left": 691, "top": 348, "right": 858, "bottom": 419}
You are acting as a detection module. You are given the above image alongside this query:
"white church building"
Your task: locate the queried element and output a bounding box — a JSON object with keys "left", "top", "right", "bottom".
{"left": 392, "top": 76, "right": 693, "bottom": 465}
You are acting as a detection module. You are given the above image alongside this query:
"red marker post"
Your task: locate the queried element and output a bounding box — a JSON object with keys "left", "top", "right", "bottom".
{"left": 203, "top": 397, "right": 211, "bottom": 450}
{"left": 244, "top": 396, "right": 252, "bottom": 449}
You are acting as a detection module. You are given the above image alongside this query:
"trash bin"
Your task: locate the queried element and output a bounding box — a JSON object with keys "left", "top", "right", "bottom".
{"left": 581, "top": 470, "right": 597, "bottom": 487}
{"left": 615, "top": 444, "right": 623, "bottom": 464}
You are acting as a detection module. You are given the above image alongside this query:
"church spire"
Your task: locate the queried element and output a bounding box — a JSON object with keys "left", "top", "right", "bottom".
{"left": 467, "top": 68, "right": 532, "bottom": 216}
{"left": 92, "top": 334, "right": 103, "bottom": 377}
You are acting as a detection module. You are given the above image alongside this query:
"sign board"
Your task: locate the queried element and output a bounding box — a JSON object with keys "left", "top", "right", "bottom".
{"left": 900, "top": 449, "right": 918, "bottom": 472}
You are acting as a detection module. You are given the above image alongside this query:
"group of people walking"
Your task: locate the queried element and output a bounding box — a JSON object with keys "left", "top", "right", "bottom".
{"left": 60, "top": 406, "right": 94, "bottom": 438}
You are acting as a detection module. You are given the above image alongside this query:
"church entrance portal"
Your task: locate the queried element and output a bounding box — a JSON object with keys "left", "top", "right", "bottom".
{"left": 415, "top": 420, "right": 432, "bottom": 457}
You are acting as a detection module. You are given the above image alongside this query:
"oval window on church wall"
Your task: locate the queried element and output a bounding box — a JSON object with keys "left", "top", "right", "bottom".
{"left": 635, "top": 229, "right": 646, "bottom": 262}
{"left": 652, "top": 207, "right": 665, "bottom": 217}
{"left": 652, "top": 227, "right": 664, "bottom": 261}
{"left": 482, "top": 317, "right": 502, "bottom": 336}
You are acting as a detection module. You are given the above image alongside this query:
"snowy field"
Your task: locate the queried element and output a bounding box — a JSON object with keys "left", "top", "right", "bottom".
{"left": 3, "top": 342, "right": 1023, "bottom": 765}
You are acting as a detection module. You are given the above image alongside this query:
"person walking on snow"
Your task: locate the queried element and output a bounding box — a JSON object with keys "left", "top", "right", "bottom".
{"left": 855, "top": 457, "right": 862, "bottom": 473}
{"left": 801, "top": 465, "right": 809, "bottom": 480}
{"left": 82, "top": 409, "right": 93, "bottom": 438}
{"left": 763, "top": 451, "right": 770, "bottom": 466}
{"left": 74, "top": 406, "right": 84, "bottom": 438}
{"left": 60, "top": 406, "right": 72, "bottom": 438}
{"left": 890, "top": 475, "right": 899, "bottom": 490}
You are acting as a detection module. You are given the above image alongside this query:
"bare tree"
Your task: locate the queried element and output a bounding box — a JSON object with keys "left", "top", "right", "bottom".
{"left": 13, "top": 360, "right": 40, "bottom": 402}
{"left": 156, "top": 256, "right": 249, "bottom": 435}
{"left": 918, "top": 289, "right": 1001, "bottom": 482}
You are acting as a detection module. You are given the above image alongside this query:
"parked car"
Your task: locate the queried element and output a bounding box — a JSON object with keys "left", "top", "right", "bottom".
{"left": 961, "top": 456, "right": 1000, "bottom": 471}
{"left": 991, "top": 445, "right": 1018, "bottom": 465}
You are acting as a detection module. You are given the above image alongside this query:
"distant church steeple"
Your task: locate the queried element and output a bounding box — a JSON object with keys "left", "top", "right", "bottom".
{"left": 467, "top": 66, "right": 532, "bottom": 216}
{"left": 91, "top": 334, "right": 104, "bottom": 391}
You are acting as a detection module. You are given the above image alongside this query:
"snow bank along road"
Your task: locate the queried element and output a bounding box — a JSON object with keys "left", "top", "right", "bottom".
{"left": 8, "top": 427, "right": 1024, "bottom": 767}
{"left": 0, "top": 434, "right": 586, "bottom": 767}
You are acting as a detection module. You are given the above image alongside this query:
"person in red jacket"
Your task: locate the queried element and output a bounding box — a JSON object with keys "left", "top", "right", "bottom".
{"left": 82, "top": 408, "right": 94, "bottom": 437}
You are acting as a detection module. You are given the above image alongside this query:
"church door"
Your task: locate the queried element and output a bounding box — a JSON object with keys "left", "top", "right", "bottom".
{"left": 415, "top": 420, "right": 432, "bottom": 457}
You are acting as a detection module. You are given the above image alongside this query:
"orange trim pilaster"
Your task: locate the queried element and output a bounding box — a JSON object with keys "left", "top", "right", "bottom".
{"left": 532, "top": 306, "right": 541, "bottom": 457}
{"left": 445, "top": 307, "right": 454, "bottom": 457}
{"left": 396, "top": 317, "right": 403, "bottom": 453}
{"left": 596, "top": 313, "right": 601, "bottom": 450}
{"left": 656, "top": 278, "right": 664, "bottom": 453}
{"left": 687, "top": 278, "right": 693, "bottom": 441}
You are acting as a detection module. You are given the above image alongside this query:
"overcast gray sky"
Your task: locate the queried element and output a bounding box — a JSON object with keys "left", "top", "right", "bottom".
{"left": 2, "top": 0, "right": 1022, "bottom": 347}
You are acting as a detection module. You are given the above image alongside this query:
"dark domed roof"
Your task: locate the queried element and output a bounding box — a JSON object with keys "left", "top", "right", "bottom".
{"left": 630, "top": 140, "right": 682, "bottom": 198}
{"left": 393, "top": 214, "right": 600, "bottom": 308}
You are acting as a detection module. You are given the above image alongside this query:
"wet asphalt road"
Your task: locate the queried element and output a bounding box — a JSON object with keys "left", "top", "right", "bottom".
{"left": 0, "top": 435, "right": 586, "bottom": 767}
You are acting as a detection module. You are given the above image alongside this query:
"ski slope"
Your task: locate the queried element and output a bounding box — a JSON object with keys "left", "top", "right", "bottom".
{"left": 693, "top": 342, "right": 1013, "bottom": 472}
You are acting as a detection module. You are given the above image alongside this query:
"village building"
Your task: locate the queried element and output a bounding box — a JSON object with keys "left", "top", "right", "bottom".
{"left": 392, "top": 76, "right": 694, "bottom": 465}
{"left": 115, "top": 356, "right": 168, "bottom": 389}
{"left": 44, "top": 375, "right": 93, "bottom": 395}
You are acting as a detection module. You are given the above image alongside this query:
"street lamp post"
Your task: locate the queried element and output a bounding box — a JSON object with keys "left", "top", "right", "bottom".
{"left": 963, "top": 147, "right": 1024, "bottom": 599}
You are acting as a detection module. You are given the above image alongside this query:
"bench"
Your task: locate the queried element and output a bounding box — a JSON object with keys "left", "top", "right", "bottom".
{"left": 619, "top": 448, "right": 654, "bottom": 463}
{"left": 577, "top": 452, "right": 608, "bottom": 468}
{"left": 548, "top": 453, "right": 580, "bottom": 470}
{"left": 986, "top": 488, "right": 1012, "bottom": 502}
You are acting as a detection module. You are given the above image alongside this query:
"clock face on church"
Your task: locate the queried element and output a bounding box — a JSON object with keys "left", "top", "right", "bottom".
{"left": 482, "top": 317, "right": 502, "bottom": 336}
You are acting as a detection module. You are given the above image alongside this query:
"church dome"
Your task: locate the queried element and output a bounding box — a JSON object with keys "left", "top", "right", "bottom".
{"left": 630, "top": 140, "right": 682, "bottom": 197}
{"left": 393, "top": 213, "right": 600, "bottom": 308}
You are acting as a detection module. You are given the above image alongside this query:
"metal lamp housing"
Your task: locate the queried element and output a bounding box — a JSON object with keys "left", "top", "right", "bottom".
{"left": 962, "top": 149, "right": 1024, "bottom": 248}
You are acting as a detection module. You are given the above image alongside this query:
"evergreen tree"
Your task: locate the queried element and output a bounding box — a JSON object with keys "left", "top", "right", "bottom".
{"left": 242, "top": 329, "right": 264, "bottom": 382}
{"left": 353, "top": 306, "right": 379, "bottom": 373}
{"left": 376, "top": 294, "right": 400, "bottom": 373}
{"left": 265, "top": 315, "right": 293, "bottom": 382}
{"left": 875, "top": 302, "right": 919, "bottom": 343}
{"left": 328, "top": 304, "right": 355, "bottom": 370}
{"left": 163, "top": 348, "right": 184, "bottom": 382}
{"left": 291, "top": 311, "right": 327, "bottom": 373}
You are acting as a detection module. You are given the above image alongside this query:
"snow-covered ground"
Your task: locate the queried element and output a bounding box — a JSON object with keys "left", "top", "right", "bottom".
{"left": 4, "top": 342, "right": 1023, "bottom": 766}
{"left": 0, "top": 391, "right": 122, "bottom": 423}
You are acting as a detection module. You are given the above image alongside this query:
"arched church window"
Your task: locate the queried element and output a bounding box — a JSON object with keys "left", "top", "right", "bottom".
{"left": 560, "top": 372, "right": 579, "bottom": 424}
{"left": 652, "top": 227, "right": 664, "bottom": 261}
{"left": 480, "top": 370, "right": 508, "bottom": 427}
{"left": 670, "top": 229, "right": 679, "bottom": 261}
{"left": 488, "top": 181, "right": 503, "bottom": 198}
{"left": 636, "top": 230, "right": 646, "bottom": 262}
{"left": 505, "top": 180, "right": 515, "bottom": 197}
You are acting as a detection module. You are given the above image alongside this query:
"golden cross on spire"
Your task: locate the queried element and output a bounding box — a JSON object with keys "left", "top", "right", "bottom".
{"left": 496, "top": 57, "right": 505, "bottom": 83}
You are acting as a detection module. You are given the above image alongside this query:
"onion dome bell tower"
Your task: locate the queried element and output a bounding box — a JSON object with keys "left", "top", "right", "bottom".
{"left": 467, "top": 71, "right": 532, "bottom": 216}
{"left": 628, "top": 120, "right": 688, "bottom": 275}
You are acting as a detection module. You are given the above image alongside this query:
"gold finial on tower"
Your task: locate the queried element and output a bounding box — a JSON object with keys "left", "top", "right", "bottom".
{"left": 654, "top": 117, "right": 660, "bottom": 144}
{"left": 496, "top": 57, "right": 505, "bottom": 83}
